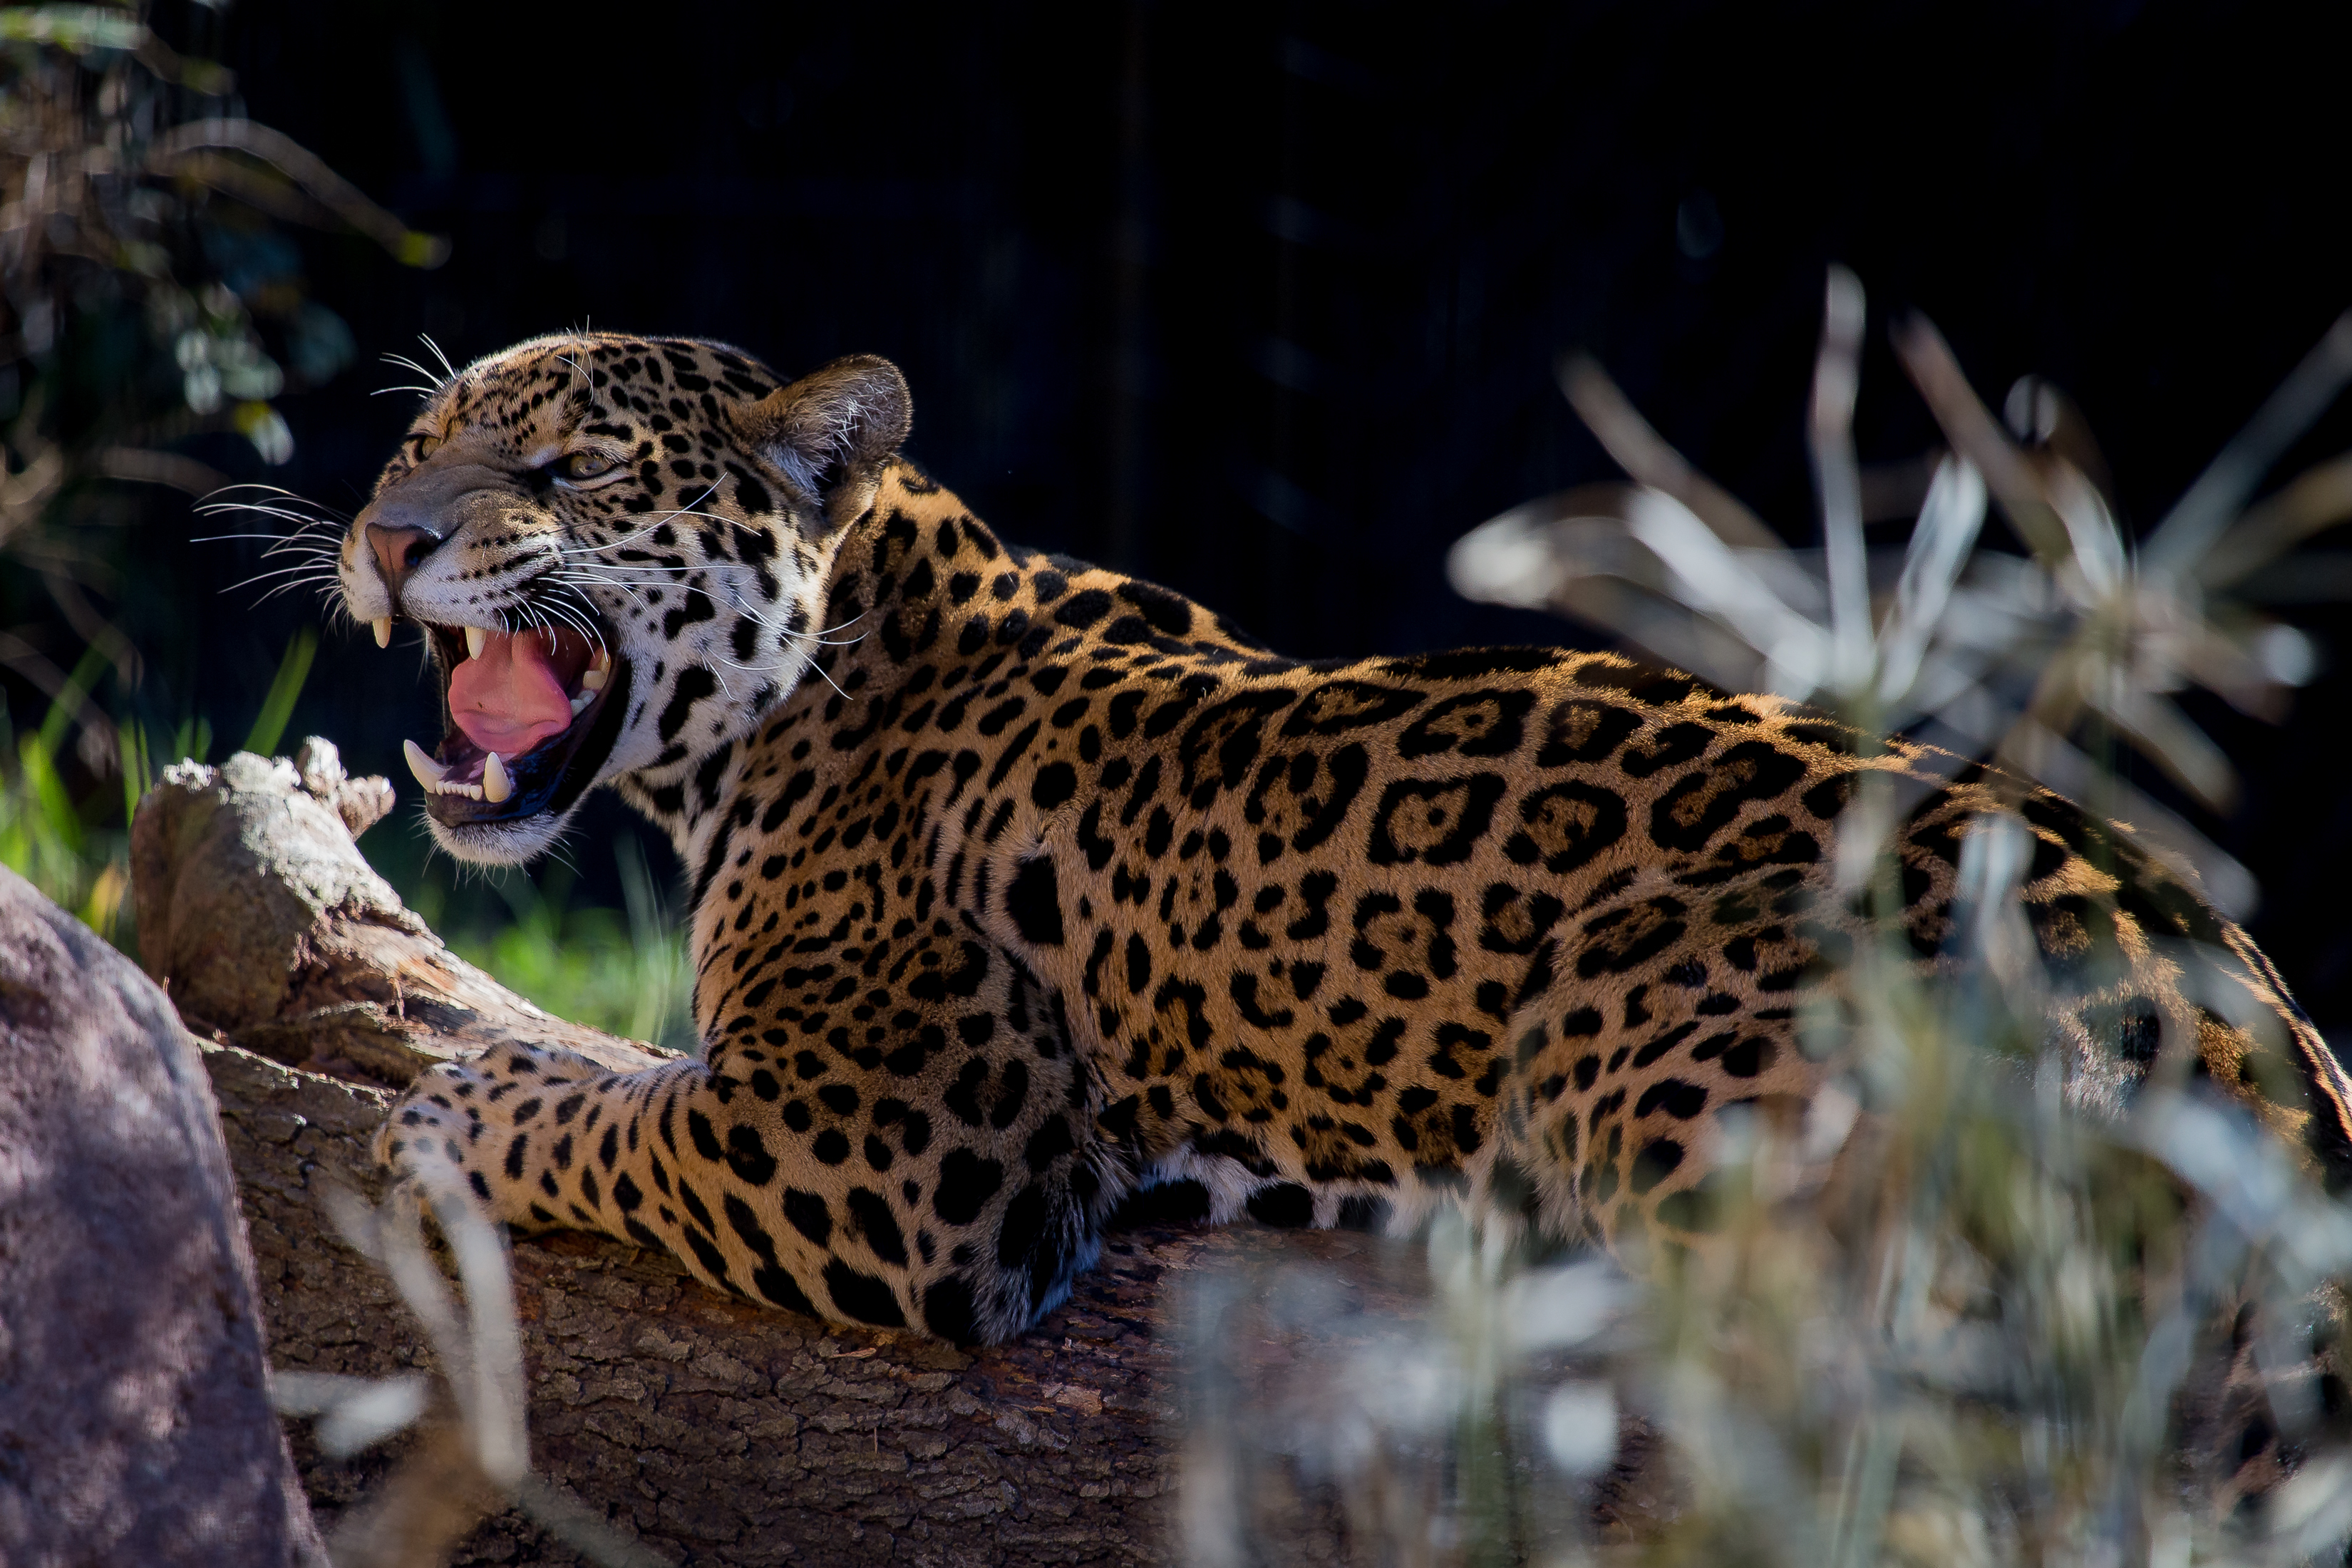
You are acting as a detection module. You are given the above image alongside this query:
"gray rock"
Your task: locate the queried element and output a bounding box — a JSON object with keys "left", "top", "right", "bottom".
{"left": 0, "top": 863, "right": 326, "bottom": 1567}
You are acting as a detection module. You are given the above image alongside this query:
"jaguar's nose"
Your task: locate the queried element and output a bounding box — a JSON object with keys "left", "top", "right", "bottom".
{"left": 366, "top": 522, "right": 441, "bottom": 599}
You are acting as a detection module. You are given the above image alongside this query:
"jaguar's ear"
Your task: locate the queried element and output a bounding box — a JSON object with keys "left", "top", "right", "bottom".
{"left": 733, "top": 355, "right": 912, "bottom": 533}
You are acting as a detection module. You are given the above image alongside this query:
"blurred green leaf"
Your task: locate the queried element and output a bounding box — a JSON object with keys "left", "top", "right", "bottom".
{"left": 396, "top": 231, "right": 453, "bottom": 269}
{"left": 0, "top": 6, "right": 145, "bottom": 53}
{"left": 431, "top": 845, "right": 693, "bottom": 1053}
{"left": 239, "top": 626, "right": 316, "bottom": 758}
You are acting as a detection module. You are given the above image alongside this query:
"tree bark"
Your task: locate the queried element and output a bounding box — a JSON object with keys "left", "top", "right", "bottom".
{"left": 131, "top": 741, "right": 1572, "bottom": 1567}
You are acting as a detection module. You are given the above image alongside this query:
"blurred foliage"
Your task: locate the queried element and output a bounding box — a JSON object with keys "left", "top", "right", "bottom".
{"left": 1, "top": 620, "right": 311, "bottom": 947}
{"left": 1452, "top": 269, "right": 2352, "bottom": 923}
{"left": 1190, "top": 279, "right": 2352, "bottom": 1564}
{"left": 0, "top": 0, "right": 396, "bottom": 909}
{"left": 0, "top": 4, "right": 677, "bottom": 1043}
{"left": 279, "top": 1165, "right": 669, "bottom": 1564}
{"left": 1, "top": 1, "right": 443, "bottom": 734}
{"left": 0, "top": 646, "right": 135, "bottom": 938}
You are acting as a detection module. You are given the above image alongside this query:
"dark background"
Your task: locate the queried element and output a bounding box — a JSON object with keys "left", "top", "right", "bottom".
{"left": 107, "top": 1, "right": 2352, "bottom": 1024}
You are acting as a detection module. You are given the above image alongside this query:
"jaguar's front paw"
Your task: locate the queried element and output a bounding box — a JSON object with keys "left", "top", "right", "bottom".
{"left": 373, "top": 1040, "right": 604, "bottom": 1224}
{"left": 376, "top": 1060, "right": 505, "bottom": 1211}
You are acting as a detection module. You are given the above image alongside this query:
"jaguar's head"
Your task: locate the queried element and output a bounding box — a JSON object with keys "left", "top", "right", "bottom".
{"left": 336, "top": 333, "right": 909, "bottom": 864}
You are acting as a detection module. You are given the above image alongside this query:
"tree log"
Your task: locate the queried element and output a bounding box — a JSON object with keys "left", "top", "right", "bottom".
{"left": 132, "top": 743, "right": 1584, "bottom": 1567}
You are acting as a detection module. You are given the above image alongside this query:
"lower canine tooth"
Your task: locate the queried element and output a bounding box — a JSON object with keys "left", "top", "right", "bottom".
{"left": 483, "top": 751, "right": 512, "bottom": 804}
{"left": 402, "top": 738, "right": 445, "bottom": 788}
{"left": 581, "top": 666, "right": 607, "bottom": 691}
{"left": 465, "top": 626, "right": 488, "bottom": 660}
{"left": 371, "top": 617, "right": 391, "bottom": 649}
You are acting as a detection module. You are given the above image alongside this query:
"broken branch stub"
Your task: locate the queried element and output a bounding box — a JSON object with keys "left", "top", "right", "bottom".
{"left": 130, "top": 738, "right": 664, "bottom": 1083}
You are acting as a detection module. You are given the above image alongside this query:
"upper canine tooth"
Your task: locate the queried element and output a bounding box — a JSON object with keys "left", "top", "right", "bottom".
{"left": 591, "top": 644, "right": 612, "bottom": 674}
{"left": 371, "top": 617, "right": 392, "bottom": 649}
{"left": 402, "top": 738, "right": 446, "bottom": 788}
{"left": 465, "top": 626, "right": 488, "bottom": 661}
{"left": 483, "top": 751, "right": 512, "bottom": 804}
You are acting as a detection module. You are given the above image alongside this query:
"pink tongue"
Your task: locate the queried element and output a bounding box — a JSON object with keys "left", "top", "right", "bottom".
{"left": 448, "top": 629, "right": 573, "bottom": 755}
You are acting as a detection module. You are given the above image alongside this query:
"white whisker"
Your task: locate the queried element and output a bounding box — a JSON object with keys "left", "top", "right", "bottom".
{"left": 202, "top": 480, "right": 351, "bottom": 512}
{"left": 722, "top": 643, "right": 845, "bottom": 702}
{"left": 194, "top": 502, "right": 344, "bottom": 527}
{"left": 419, "top": 334, "right": 461, "bottom": 384}
{"left": 227, "top": 561, "right": 343, "bottom": 586}
{"left": 190, "top": 531, "right": 334, "bottom": 547}
{"left": 559, "top": 485, "right": 726, "bottom": 566}
{"left": 552, "top": 573, "right": 650, "bottom": 609}
{"left": 249, "top": 577, "right": 342, "bottom": 604}
{"left": 383, "top": 352, "right": 443, "bottom": 386}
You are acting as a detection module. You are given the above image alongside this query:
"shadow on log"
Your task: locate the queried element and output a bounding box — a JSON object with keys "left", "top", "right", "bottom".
{"left": 128, "top": 741, "right": 1525, "bottom": 1566}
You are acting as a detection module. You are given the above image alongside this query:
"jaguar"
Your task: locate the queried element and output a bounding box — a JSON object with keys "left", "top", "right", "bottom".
{"left": 334, "top": 333, "right": 2352, "bottom": 1453}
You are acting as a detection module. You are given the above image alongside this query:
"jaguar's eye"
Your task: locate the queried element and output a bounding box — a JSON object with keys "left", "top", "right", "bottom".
{"left": 555, "top": 450, "right": 619, "bottom": 483}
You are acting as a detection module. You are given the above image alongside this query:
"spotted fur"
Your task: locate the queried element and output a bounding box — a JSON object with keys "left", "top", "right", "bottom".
{"left": 339, "top": 335, "right": 2352, "bottom": 1363}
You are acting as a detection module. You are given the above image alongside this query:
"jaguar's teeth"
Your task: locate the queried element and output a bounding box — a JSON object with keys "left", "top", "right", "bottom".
{"left": 483, "top": 751, "right": 512, "bottom": 804}
{"left": 371, "top": 617, "right": 391, "bottom": 649}
{"left": 465, "top": 625, "right": 488, "bottom": 661}
{"left": 570, "top": 691, "right": 592, "bottom": 716}
{"left": 591, "top": 643, "right": 612, "bottom": 674}
{"left": 402, "top": 738, "right": 445, "bottom": 788}
{"left": 580, "top": 665, "right": 607, "bottom": 692}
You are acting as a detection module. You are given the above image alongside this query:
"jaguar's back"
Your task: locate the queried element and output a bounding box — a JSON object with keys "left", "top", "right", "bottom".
{"left": 695, "top": 479, "right": 2352, "bottom": 1271}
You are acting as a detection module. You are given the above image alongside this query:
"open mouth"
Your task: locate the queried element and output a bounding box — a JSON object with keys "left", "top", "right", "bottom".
{"left": 396, "top": 617, "right": 629, "bottom": 827}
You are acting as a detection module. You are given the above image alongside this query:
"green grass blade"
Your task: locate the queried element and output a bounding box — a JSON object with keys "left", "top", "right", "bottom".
{"left": 170, "top": 713, "right": 214, "bottom": 766}
{"left": 241, "top": 627, "right": 319, "bottom": 758}
{"left": 119, "top": 720, "right": 153, "bottom": 827}
{"left": 36, "top": 643, "right": 110, "bottom": 758}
